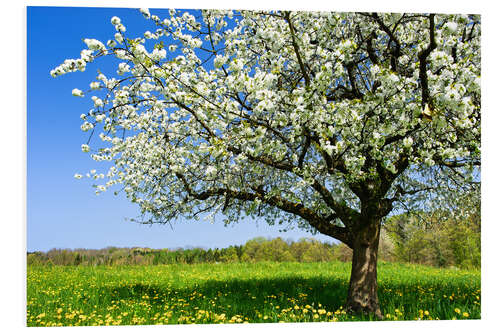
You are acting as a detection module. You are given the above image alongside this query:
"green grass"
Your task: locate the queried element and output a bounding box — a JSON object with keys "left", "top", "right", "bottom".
{"left": 27, "top": 261, "right": 480, "bottom": 326}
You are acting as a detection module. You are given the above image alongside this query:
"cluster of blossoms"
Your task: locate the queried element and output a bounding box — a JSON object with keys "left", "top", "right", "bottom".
{"left": 53, "top": 9, "right": 480, "bottom": 228}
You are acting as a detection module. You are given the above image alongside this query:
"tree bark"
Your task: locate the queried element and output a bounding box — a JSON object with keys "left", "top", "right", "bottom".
{"left": 345, "top": 219, "right": 383, "bottom": 319}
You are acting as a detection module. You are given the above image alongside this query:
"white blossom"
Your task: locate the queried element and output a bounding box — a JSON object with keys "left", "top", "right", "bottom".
{"left": 403, "top": 137, "right": 413, "bottom": 148}
{"left": 117, "top": 62, "right": 130, "bottom": 75}
{"left": 92, "top": 96, "right": 104, "bottom": 108}
{"left": 140, "top": 8, "right": 150, "bottom": 18}
{"left": 213, "top": 55, "right": 227, "bottom": 68}
{"left": 205, "top": 166, "right": 217, "bottom": 177}
{"left": 83, "top": 38, "right": 106, "bottom": 51}
{"left": 114, "top": 32, "right": 124, "bottom": 44}
{"left": 72, "top": 88, "right": 84, "bottom": 97}
{"left": 444, "top": 21, "right": 458, "bottom": 33}
{"left": 110, "top": 16, "right": 121, "bottom": 25}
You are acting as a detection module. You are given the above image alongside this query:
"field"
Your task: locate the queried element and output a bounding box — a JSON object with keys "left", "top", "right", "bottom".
{"left": 27, "top": 261, "right": 480, "bottom": 326}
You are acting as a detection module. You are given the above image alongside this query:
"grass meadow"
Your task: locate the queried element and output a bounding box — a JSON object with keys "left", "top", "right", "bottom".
{"left": 27, "top": 261, "right": 480, "bottom": 326}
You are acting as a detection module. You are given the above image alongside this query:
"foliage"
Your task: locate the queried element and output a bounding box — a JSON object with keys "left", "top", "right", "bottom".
{"left": 27, "top": 237, "right": 338, "bottom": 266}
{"left": 27, "top": 261, "right": 480, "bottom": 326}
{"left": 384, "top": 204, "right": 480, "bottom": 269}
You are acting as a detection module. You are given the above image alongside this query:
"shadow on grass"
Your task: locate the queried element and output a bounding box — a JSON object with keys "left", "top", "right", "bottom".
{"left": 103, "top": 275, "right": 349, "bottom": 318}
{"left": 99, "top": 272, "right": 480, "bottom": 322}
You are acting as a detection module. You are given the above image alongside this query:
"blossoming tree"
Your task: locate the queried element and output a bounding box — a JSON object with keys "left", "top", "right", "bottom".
{"left": 52, "top": 9, "right": 480, "bottom": 317}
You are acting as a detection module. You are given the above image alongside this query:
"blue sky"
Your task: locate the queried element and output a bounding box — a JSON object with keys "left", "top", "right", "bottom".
{"left": 26, "top": 6, "right": 335, "bottom": 252}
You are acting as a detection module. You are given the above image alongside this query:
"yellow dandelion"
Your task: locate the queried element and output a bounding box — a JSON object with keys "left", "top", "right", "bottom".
{"left": 463, "top": 312, "right": 469, "bottom": 318}
{"left": 455, "top": 308, "right": 461, "bottom": 314}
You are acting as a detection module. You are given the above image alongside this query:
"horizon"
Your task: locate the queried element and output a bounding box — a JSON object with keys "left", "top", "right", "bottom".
{"left": 27, "top": 234, "right": 338, "bottom": 254}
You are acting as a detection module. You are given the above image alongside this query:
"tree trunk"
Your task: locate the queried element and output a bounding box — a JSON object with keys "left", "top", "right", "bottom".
{"left": 345, "top": 220, "right": 383, "bottom": 319}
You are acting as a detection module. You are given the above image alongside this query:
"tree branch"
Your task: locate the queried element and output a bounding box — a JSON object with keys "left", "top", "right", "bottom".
{"left": 418, "top": 14, "right": 437, "bottom": 108}
{"left": 175, "top": 171, "right": 352, "bottom": 245}
{"left": 284, "top": 12, "right": 311, "bottom": 87}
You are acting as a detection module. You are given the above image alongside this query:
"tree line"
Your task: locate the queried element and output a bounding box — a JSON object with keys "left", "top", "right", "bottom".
{"left": 28, "top": 209, "right": 479, "bottom": 269}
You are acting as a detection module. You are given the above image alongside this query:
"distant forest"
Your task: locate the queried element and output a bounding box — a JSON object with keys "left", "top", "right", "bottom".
{"left": 28, "top": 211, "right": 480, "bottom": 269}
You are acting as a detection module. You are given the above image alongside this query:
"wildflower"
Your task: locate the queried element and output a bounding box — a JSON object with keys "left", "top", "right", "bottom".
{"left": 455, "top": 308, "right": 461, "bottom": 314}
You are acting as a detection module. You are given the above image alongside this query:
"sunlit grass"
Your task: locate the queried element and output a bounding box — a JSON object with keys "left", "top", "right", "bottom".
{"left": 27, "top": 261, "right": 480, "bottom": 326}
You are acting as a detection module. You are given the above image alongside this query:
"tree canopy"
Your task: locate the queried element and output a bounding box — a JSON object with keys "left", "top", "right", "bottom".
{"left": 51, "top": 8, "right": 480, "bottom": 316}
